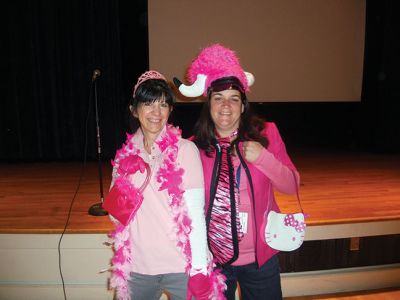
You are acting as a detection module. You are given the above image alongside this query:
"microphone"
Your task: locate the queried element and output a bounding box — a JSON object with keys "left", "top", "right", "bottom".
{"left": 88, "top": 67, "right": 108, "bottom": 217}
{"left": 92, "top": 69, "right": 101, "bottom": 81}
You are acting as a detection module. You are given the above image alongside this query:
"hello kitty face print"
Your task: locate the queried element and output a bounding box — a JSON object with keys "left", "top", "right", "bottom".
{"left": 262, "top": 211, "right": 306, "bottom": 252}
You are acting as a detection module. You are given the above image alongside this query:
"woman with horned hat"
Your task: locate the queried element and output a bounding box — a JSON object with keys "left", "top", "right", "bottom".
{"left": 174, "top": 44, "right": 300, "bottom": 300}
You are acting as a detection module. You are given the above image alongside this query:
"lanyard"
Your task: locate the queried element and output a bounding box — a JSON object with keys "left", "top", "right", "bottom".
{"left": 236, "top": 164, "right": 241, "bottom": 189}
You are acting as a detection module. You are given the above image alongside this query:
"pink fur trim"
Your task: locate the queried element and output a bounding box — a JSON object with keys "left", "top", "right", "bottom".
{"left": 108, "top": 124, "right": 193, "bottom": 300}
{"left": 209, "top": 267, "right": 227, "bottom": 300}
{"left": 157, "top": 125, "right": 193, "bottom": 273}
{"left": 109, "top": 224, "right": 131, "bottom": 300}
{"left": 188, "top": 44, "right": 249, "bottom": 95}
{"left": 206, "top": 260, "right": 227, "bottom": 300}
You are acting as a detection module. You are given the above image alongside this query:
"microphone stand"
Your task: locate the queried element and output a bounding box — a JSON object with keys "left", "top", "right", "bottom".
{"left": 88, "top": 71, "right": 108, "bottom": 216}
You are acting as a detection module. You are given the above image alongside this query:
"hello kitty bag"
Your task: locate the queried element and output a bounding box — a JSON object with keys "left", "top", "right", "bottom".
{"left": 234, "top": 143, "right": 306, "bottom": 252}
{"left": 263, "top": 172, "right": 306, "bottom": 251}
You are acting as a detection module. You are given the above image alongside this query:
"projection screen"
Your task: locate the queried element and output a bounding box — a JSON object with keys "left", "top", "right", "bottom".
{"left": 148, "top": 0, "right": 366, "bottom": 102}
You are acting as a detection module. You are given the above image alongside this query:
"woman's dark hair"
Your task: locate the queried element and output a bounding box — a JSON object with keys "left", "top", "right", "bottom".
{"left": 128, "top": 79, "right": 175, "bottom": 132}
{"left": 130, "top": 79, "right": 175, "bottom": 109}
{"left": 193, "top": 77, "right": 269, "bottom": 155}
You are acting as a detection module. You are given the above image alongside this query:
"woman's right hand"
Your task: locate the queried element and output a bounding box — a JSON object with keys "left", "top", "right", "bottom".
{"left": 186, "top": 273, "right": 212, "bottom": 300}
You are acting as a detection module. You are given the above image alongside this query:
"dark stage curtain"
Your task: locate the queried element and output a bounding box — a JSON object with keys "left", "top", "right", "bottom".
{"left": 2, "top": 1, "right": 400, "bottom": 161}
{"left": 2, "top": 0, "right": 148, "bottom": 161}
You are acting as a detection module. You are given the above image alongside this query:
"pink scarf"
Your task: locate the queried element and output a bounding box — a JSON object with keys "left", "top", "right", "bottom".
{"left": 108, "top": 125, "right": 226, "bottom": 300}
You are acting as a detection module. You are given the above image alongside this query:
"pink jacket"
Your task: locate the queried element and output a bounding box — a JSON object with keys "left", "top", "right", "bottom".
{"left": 199, "top": 122, "right": 299, "bottom": 267}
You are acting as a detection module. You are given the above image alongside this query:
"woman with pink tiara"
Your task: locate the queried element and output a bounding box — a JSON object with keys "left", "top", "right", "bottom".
{"left": 174, "top": 45, "right": 300, "bottom": 299}
{"left": 105, "top": 71, "right": 225, "bottom": 300}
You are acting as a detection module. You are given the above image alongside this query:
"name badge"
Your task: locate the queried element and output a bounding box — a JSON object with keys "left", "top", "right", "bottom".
{"left": 239, "top": 212, "right": 248, "bottom": 234}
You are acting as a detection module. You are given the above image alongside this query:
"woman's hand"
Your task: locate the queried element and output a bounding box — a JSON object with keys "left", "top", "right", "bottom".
{"left": 187, "top": 273, "right": 212, "bottom": 300}
{"left": 243, "top": 141, "right": 263, "bottom": 163}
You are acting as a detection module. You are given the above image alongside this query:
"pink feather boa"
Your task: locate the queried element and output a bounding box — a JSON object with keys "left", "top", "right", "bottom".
{"left": 108, "top": 124, "right": 226, "bottom": 300}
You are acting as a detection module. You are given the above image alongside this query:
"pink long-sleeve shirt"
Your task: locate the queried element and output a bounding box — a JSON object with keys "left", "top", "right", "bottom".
{"left": 200, "top": 122, "right": 299, "bottom": 267}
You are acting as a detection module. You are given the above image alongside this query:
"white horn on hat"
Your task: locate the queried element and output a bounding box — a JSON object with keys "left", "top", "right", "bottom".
{"left": 176, "top": 74, "right": 207, "bottom": 97}
{"left": 245, "top": 72, "right": 255, "bottom": 87}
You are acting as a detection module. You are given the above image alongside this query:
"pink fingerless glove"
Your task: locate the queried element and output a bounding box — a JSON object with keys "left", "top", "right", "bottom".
{"left": 186, "top": 273, "right": 212, "bottom": 300}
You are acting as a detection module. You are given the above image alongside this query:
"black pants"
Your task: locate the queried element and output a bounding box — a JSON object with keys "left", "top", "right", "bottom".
{"left": 221, "top": 255, "right": 283, "bottom": 300}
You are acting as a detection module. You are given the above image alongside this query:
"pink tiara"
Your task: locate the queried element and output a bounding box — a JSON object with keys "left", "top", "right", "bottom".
{"left": 133, "top": 70, "right": 167, "bottom": 95}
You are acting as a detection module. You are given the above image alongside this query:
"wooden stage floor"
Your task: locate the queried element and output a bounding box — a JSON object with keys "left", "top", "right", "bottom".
{"left": 1, "top": 148, "right": 400, "bottom": 234}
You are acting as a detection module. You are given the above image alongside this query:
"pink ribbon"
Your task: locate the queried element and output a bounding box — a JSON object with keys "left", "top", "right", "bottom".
{"left": 283, "top": 214, "right": 306, "bottom": 232}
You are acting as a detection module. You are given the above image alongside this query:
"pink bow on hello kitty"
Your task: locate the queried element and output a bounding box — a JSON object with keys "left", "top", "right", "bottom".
{"left": 284, "top": 214, "right": 306, "bottom": 232}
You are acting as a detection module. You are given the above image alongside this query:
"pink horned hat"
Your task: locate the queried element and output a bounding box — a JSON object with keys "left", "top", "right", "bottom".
{"left": 173, "top": 44, "right": 255, "bottom": 97}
